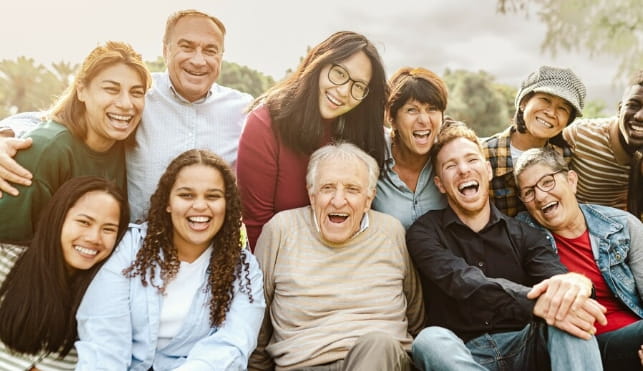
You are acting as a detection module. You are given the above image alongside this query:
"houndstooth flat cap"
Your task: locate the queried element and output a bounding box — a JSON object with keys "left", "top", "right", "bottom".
{"left": 515, "top": 65, "right": 586, "bottom": 117}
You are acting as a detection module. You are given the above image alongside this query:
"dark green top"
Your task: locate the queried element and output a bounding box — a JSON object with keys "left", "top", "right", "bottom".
{"left": 0, "top": 121, "right": 126, "bottom": 242}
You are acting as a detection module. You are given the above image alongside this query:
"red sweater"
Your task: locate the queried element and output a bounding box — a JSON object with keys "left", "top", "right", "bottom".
{"left": 237, "top": 105, "right": 331, "bottom": 250}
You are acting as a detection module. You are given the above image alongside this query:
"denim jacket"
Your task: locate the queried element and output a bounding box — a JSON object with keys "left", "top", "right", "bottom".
{"left": 75, "top": 223, "right": 266, "bottom": 371}
{"left": 517, "top": 203, "right": 643, "bottom": 318}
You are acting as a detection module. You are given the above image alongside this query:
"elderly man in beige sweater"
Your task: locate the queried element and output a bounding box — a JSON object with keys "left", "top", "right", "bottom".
{"left": 248, "top": 142, "right": 424, "bottom": 371}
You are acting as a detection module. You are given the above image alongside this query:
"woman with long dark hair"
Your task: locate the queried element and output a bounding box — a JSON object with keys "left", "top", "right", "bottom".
{"left": 0, "top": 176, "right": 129, "bottom": 370}
{"left": 237, "top": 31, "right": 388, "bottom": 249}
{"left": 75, "top": 149, "right": 264, "bottom": 370}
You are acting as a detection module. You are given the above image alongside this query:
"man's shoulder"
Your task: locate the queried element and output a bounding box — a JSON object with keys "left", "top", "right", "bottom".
{"left": 565, "top": 116, "right": 616, "bottom": 134}
{"left": 212, "top": 83, "right": 253, "bottom": 103}
{"left": 368, "top": 209, "right": 405, "bottom": 235}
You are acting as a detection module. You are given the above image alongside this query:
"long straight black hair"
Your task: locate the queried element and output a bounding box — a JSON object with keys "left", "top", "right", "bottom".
{"left": 0, "top": 176, "right": 129, "bottom": 356}
{"left": 252, "top": 31, "right": 388, "bottom": 168}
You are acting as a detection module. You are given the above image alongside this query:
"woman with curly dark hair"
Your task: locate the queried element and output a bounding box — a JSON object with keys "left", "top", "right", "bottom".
{"left": 0, "top": 176, "right": 129, "bottom": 370}
{"left": 75, "top": 149, "right": 265, "bottom": 370}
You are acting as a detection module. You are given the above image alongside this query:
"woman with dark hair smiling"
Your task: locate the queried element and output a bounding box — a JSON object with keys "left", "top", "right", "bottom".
{"left": 0, "top": 176, "right": 129, "bottom": 370}
{"left": 237, "top": 31, "right": 388, "bottom": 249}
{"left": 482, "top": 65, "right": 586, "bottom": 217}
{"left": 373, "top": 67, "right": 449, "bottom": 228}
{"left": 75, "top": 149, "right": 264, "bottom": 370}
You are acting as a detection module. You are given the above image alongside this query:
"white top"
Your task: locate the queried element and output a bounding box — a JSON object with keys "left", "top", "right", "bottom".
{"left": 158, "top": 247, "right": 213, "bottom": 349}
{"left": 127, "top": 72, "right": 253, "bottom": 222}
{"left": 509, "top": 143, "right": 525, "bottom": 165}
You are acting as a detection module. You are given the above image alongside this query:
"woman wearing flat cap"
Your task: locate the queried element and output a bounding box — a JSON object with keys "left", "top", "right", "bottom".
{"left": 482, "top": 65, "right": 586, "bottom": 216}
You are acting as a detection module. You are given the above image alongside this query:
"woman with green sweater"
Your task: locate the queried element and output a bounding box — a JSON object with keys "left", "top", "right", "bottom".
{"left": 0, "top": 41, "right": 151, "bottom": 242}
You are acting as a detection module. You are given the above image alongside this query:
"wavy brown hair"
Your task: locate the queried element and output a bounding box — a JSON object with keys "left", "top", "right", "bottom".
{"left": 0, "top": 176, "right": 129, "bottom": 356}
{"left": 49, "top": 41, "right": 152, "bottom": 145}
{"left": 123, "top": 149, "right": 253, "bottom": 326}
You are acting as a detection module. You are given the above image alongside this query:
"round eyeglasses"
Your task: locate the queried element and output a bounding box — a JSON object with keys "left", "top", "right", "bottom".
{"left": 518, "top": 169, "right": 565, "bottom": 202}
{"left": 327, "top": 64, "right": 369, "bottom": 100}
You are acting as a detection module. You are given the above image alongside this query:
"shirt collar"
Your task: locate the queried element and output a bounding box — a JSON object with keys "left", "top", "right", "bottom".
{"left": 443, "top": 202, "right": 506, "bottom": 231}
{"left": 168, "top": 78, "right": 213, "bottom": 104}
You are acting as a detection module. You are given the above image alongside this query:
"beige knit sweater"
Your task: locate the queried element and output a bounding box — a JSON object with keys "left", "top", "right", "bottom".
{"left": 248, "top": 207, "right": 425, "bottom": 371}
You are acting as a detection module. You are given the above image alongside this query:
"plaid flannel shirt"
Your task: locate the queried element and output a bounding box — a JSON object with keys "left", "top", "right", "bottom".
{"left": 482, "top": 126, "right": 571, "bottom": 217}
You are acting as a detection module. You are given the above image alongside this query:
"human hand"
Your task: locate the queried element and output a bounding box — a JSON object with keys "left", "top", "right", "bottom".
{"left": 528, "top": 272, "right": 598, "bottom": 325}
{"left": 539, "top": 298, "right": 606, "bottom": 340}
{"left": 0, "top": 137, "right": 33, "bottom": 197}
{"left": 638, "top": 344, "right": 642, "bottom": 367}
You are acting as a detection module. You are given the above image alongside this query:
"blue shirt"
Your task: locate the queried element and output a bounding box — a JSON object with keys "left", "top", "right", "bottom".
{"left": 75, "top": 223, "right": 265, "bottom": 371}
{"left": 373, "top": 134, "right": 446, "bottom": 229}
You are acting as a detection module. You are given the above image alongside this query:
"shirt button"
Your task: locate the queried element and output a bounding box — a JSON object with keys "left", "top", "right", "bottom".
{"left": 478, "top": 261, "right": 484, "bottom": 267}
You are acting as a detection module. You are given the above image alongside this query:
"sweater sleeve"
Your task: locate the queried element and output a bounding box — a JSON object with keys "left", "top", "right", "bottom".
{"left": 237, "top": 107, "right": 280, "bottom": 251}
{"left": 247, "top": 215, "right": 281, "bottom": 371}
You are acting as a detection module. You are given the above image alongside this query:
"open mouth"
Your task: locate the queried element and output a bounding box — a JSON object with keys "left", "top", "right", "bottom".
{"left": 184, "top": 68, "right": 208, "bottom": 77}
{"left": 107, "top": 113, "right": 134, "bottom": 129}
{"left": 328, "top": 212, "right": 348, "bottom": 223}
{"left": 458, "top": 180, "right": 479, "bottom": 196}
{"left": 627, "top": 121, "right": 643, "bottom": 137}
{"left": 326, "top": 92, "right": 344, "bottom": 107}
{"left": 74, "top": 245, "right": 98, "bottom": 256}
{"left": 540, "top": 201, "right": 558, "bottom": 215}
{"left": 536, "top": 118, "right": 554, "bottom": 129}
{"left": 187, "top": 216, "right": 212, "bottom": 230}
{"left": 413, "top": 130, "right": 431, "bottom": 139}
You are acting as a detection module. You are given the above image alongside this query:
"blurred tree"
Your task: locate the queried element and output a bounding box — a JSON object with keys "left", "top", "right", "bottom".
{"left": 582, "top": 99, "right": 609, "bottom": 118}
{"left": 219, "top": 61, "right": 275, "bottom": 98}
{"left": 443, "top": 69, "right": 516, "bottom": 138}
{"left": 0, "top": 57, "right": 62, "bottom": 115}
{"left": 145, "top": 56, "right": 166, "bottom": 73}
{"left": 497, "top": 0, "right": 643, "bottom": 78}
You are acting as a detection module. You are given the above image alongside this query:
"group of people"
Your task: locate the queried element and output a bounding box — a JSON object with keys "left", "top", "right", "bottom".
{"left": 0, "top": 7, "right": 641, "bottom": 371}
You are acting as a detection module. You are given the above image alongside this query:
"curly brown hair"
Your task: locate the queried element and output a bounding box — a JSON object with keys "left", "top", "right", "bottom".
{"left": 123, "top": 149, "right": 253, "bottom": 326}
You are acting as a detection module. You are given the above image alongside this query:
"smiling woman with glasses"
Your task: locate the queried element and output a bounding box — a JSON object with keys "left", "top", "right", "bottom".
{"left": 236, "top": 31, "right": 388, "bottom": 249}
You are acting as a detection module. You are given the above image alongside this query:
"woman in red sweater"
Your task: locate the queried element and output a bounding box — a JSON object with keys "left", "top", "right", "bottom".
{"left": 237, "top": 31, "right": 387, "bottom": 249}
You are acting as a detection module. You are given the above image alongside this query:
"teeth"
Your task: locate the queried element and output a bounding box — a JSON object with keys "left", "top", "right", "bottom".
{"left": 329, "top": 213, "right": 348, "bottom": 217}
{"left": 541, "top": 201, "right": 557, "bottom": 212}
{"left": 537, "top": 118, "right": 553, "bottom": 128}
{"left": 186, "top": 70, "right": 207, "bottom": 76}
{"left": 188, "top": 216, "right": 210, "bottom": 223}
{"left": 107, "top": 113, "right": 132, "bottom": 122}
{"left": 74, "top": 245, "right": 98, "bottom": 256}
{"left": 458, "top": 181, "right": 478, "bottom": 191}
{"left": 413, "top": 130, "right": 431, "bottom": 137}
{"left": 326, "top": 93, "right": 342, "bottom": 106}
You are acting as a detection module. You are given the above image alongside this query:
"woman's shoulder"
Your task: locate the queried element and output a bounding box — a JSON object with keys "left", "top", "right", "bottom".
{"left": 0, "top": 243, "right": 25, "bottom": 274}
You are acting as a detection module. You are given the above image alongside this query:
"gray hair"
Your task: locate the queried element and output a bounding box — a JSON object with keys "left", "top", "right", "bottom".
{"left": 306, "top": 142, "right": 379, "bottom": 196}
{"left": 514, "top": 147, "right": 569, "bottom": 187}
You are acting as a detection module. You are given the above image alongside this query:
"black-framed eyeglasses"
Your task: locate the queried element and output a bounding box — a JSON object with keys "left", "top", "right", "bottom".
{"left": 327, "top": 64, "right": 369, "bottom": 100}
{"left": 518, "top": 170, "right": 565, "bottom": 202}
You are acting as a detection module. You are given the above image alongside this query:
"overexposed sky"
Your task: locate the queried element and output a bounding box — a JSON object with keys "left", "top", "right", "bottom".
{"left": 0, "top": 0, "right": 626, "bottom": 106}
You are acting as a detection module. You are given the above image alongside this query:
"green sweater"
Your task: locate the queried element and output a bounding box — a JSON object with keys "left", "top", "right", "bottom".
{"left": 0, "top": 121, "right": 126, "bottom": 242}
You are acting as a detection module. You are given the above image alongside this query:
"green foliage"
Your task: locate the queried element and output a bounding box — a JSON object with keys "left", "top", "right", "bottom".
{"left": 582, "top": 99, "right": 609, "bottom": 118}
{"left": 443, "top": 69, "right": 516, "bottom": 138}
{"left": 219, "top": 61, "right": 275, "bottom": 98}
{"left": 497, "top": 0, "right": 643, "bottom": 79}
{"left": 0, "top": 57, "right": 68, "bottom": 116}
{"left": 145, "top": 56, "right": 166, "bottom": 73}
